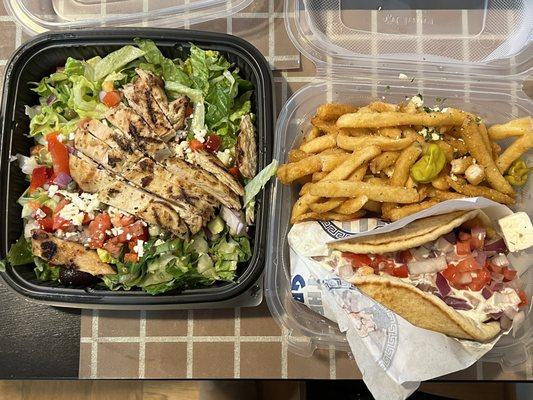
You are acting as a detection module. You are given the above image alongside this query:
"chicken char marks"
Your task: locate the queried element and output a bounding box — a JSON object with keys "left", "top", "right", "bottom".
{"left": 74, "top": 120, "right": 214, "bottom": 234}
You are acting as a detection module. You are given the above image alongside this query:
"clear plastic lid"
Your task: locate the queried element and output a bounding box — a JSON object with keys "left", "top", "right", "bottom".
{"left": 5, "top": 0, "right": 252, "bottom": 35}
{"left": 285, "top": 0, "right": 533, "bottom": 77}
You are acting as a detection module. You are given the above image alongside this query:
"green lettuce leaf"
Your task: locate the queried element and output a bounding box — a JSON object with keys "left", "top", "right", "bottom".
{"left": 243, "top": 159, "right": 278, "bottom": 206}
{"left": 5, "top": 236, "right": 34, "bottom": 266}
{"left": 92, "top": 45, "right": 145, "bottom": 81}
{"left": 34, "top": 257, "right": 60, "bottom": 282}
{"left": 165, "top": 81, "right": 203, "bottom": 103}
{"left": 229, "top": 91, "right": 252, "bottom": 122}
{"left": 67, "top": 75, "right": 107, "bottom": 118}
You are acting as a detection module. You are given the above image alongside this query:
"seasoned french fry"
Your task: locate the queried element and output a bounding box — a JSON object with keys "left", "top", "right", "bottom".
{"left": 496, "top": 132, "right": 533, "bottom": 173}
{"left": 446, "top": 176, "right": 515, "bottom": 204}
{"left": 368, "top": 101, "right": 399, "bottom": 112}
{"left": 450, "top": 156, "right": 473, "bottom": 174}
{"left": 316, "top": 103, "right": 358, "bottom": 121}
{"left": 402, "top": 127, "right": 425, "bottom": 144}
{"left": 428, "top": 188, "right": 468, "bottom": 201}
{"left": 336, "top": 109, "right": 466, "bottom": 129}
{"left": 491, "top": 142, "right": 501, "bottom": 160}
{"left": 292, "top": 210, "right": 366, "bottom": 223}
{"left": 387, "top": 200, "right": 440, "bottom": 221}
{"left": 443, "top": 135, "right": 468, "bottom": 155}
{"left": 389, "top": 143, "right": 423, "bottom": 186}
{"left": 308, "top": 181, "right": 420, "bottom": 203}
{"left": 299, "top": 134, "right": 337, "bottom": 154}
{"left": 362, "top": 200, "right": 382, "bottom": 213}
{"left": 323, "top": 146, "right": 381, "bottom": 181}
{"left": 291, "top": 193, "right": 314, "bottom": 223}
{"left": 288, "top": 149, "right": 308, "bottom": 162}
{"left": 369, "top": 151, "right": 400, "bottom": 174}
{"left": 337, "top": 134, "right": 415, "bottom": 151}
{"left": 334, "top": 195, "right": 369, "bottom": 214}
{"left": 277, "top": 155, "right": 321, "bottom": 184}
{"left": 319, "top": 147, "right": 347, "bottom": 155}
{"left": 312, "top": 171, "right": 328, "bottom": 182}
{"left": 349, "top": 163, "right": 368, "bottom": 182}
{"left": 364, "top": 176, "right": 390, "bottom": 186}
{"left": 309, "top": 199, "right": 346, "bottom": 213}
{"left": 311, "top": 117, "right": 340, "bottom": 136}
{"left": 460, "top": 119, "right": 514, "bottom": 195}
{"left": 377, "top": 127, "right": 402, "bottom": 138}
{"left": 488, "top": 117, "right": 533, "bottom": 140}
{"left": 435, "top": 140, "right": 454, "bottom": 162}
{"left": 303, "top": 126, "right": 322, "bottom": 143}
{"left": 478, "top": 123, "right": 494, "bottom": 158}
{"left": 319, "top": 153, "right": 351, "bottom": 171}
{"left": 431, "top": 170, "right": 451, "bottom": 191}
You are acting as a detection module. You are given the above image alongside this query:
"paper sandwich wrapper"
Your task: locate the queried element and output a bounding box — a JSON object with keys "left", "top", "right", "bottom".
{"left": 288, "top": 197, "right": 531, "bottom": 400}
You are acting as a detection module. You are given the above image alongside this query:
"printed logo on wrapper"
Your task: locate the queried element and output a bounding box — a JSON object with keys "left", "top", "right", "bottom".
{"left": 317, "top": 219, "right": 385, "bottom": 240}
{"left": 323, "top": 278, "right": 399, "bottom": 370}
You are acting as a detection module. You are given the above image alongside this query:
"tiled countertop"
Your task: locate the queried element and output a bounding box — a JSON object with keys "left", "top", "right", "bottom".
{"left": 1, "top": 0, "right": 531, "bottom": 381}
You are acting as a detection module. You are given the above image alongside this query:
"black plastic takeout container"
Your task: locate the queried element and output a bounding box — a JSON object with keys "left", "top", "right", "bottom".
{"left": 0, "top": 28, "right": 273, "bottom": 309}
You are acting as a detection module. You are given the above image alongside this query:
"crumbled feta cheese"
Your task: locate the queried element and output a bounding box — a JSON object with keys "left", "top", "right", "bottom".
{"left": 175, "top": 140, "right": 190, "bottom": 158}
{"left": 450, "top": 173, "right": 458, "bottom": 182}
{"left": 58, "top": 191, "right": 100, "bottom": 213}
{"left": 126, "top": 233, "right": 133, "bottom": 241}
{"left": 410, "top": 94, "right": 424, "bottom": 108}
{"left": 111, "top": 227, "right": 123, "bottom": 237}
{"left": 48, "top": 184, "right": 59, "bottom": 198}
{"left": 398, "top": 73, "right": 409, "bottom": 80}
{"left": 58, "top": 203, "right": 85, "bottom": 226}
{"left": 418, "top": 127, "right": 442, "bottom": 142}
{"left": 69, "top": 132, "right": 75, "bottom": 141}
{"left": 34, "top": 208, "right": 46, "bottom": 219}
{"left": 65, "top": 231, "right": 77, "bottom": 238}
{"left": 24, "top": 220, "right": 40, "bottom": 238}
{"left": 154, "top": 239, "right": 164, "bottom": 246}
{"left": 194, "top": 129, "right": 207, "bottom": 143}
{"left": 105, "top": 230, "right": 112, "bottom": 236}
{"left": 431, "top": 132, "right": 441, "bottom": 141}
{"left": 441, "top": 107, "right": 449, "bottom": 113}
{"left": 216, "top": 148, "right": 234, "bottom": 167}
{"left": 498, "top": 212, "right": 533, "bottom": 252}
{"left": 133, "top": 239, "right": 144, "bottom": 257}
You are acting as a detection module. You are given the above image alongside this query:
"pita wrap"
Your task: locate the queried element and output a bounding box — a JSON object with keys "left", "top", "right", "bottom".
{"left": 329, "top": 210, "right": 503, "bottom": 342}
{"left": 329, "top": 210, "right": 481, "bottom": 254}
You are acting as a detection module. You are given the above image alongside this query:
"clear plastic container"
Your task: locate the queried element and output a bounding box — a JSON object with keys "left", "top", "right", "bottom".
{"left": 265, "top": 0, "right": 533, "bottom": 372}
{"left": 4, "top": 0, "right": 252, "bottom": 35}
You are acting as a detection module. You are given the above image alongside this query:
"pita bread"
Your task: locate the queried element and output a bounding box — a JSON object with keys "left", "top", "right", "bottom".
{"left": 330, "top": 210, "right": 481, "bottom": 253}
{"left": 350, "top": 274, "right": 501, "bottom": 342}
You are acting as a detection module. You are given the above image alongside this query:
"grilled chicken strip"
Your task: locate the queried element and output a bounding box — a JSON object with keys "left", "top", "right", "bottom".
{"left": 105, "top": 108, "right": 242, "bottom": 209}
{"left": 122, "top": 75, "right": 175, "bottom": 142}
{"left": 75, "top": 120, "right": 213, "bottom": 233}
{"left": 69, "top": 155, "right": 188, "bottom": 236}
{"left": 31, "top": 230, "right": 115, "bottom": 276}
{"left": 236, "top": 114, "right": 258, "bottom": 179}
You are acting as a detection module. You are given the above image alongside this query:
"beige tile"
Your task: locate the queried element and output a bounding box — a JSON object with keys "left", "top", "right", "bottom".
{"left": 0, "top": 2, "right": 6, "bottom": 15}
{"left": 377, "top": 40, "right": 416, "bottom": 57}
{"left": 80, "top": 314, "right": 92, "bottom": 338}
{"left": 274, "top": 81, "right": 284, "bottom": 117}
{"left": 340, "top": 9, "right": 372, "bottom": 31}
{"left": 287, "top": 81, "right": 308, "bottom": 99}
{"left": 376, "top": 10, "right": 417, "bottom": 35}
{"left": 287, "top": 348, "right": 330, "bottom": 379}
{"left": 192, "top": 308, "right": 235, "bottom": 336}
{"left": 96, "top": 343, "right": 140, "bottom": 378}
{"left": 147, "top": 0, "right": 186, "bottom": 11}
{"left": 98, "top": 310, "right": 140, "bottom": 337}
{"left": 240, "top": 342, "right": 281, "bottom": 378}
{"left": 421, "top": 10, "right": 463, "bottom": 35}
{"left": 106, "top": 0, "right": 142, "bottom": 15}
{"left": 440, "top": 363, "right": 478, "bottom": 380}
{"left": 468, "top": 10, "right": 486, "bottom": 36}
{"left": 273, "top": 17, "right": 296, "bottom": 57}
{"left": 193, "top": 342, "right": 234, "bottom": 378}
{"left": 145, "top": 310, "right": 188, "bottom": 337}
{"left": 144, "top": 342, "right": 188, "bottom": 378}
{"left": 232, "top": 18, "right": 269, "bottom": 56}
{"left": 335, "top": 351, "right": 361, "bottom": 379}
{"left": 190, "top": 19, "right": 227, "bottom": 34}
{"left": 240, "top": 300, "right": 281, "bottom": 337}
{"left": 0, "top": 22, "right": 16, "bottom": 60}
{"left": 240, "top": 0, "right": 269, "bottom": 13}
{"left": 79, "top": 343, "right": 92, "bottom": 378}
{"left": 273, "top": 0, "right": 284, "bottom": 13}
{"left": 481, "top": 361, "right": 527, "bottom": 380}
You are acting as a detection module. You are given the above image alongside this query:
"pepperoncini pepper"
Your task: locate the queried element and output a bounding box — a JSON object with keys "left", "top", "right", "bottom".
{"left": 410, "top": 143, "right": 446, "bottom": 183}
{"left": 505, "top": 159, "right": 532, "bottom": 187}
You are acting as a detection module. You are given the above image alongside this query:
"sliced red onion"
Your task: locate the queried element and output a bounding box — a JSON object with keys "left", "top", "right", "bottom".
{"left": 52, "top": 172, "right": 72, "bottom": 188}
{"left": 490, "top": 272, "right": 504, "bottom": 283}
{"left": 435, "top": 272, "right": 451, "bottom": 297}
{"left": 457, "top": 272, "right": 472, "bottom": 285}
{"left": 481, "top": 286, "right": 492, "bottom": 299}
{"left": 338, "top": 263, "right": 355, "bottom": 280}
{"left": 445, "top": 252, "right": 463, "bottom": 263}
{"left": 99, "top": 90, "right": 107, "bottom": 102}
{"left": 491, "top": 253, "right": 510, "bottom": 268}
{"left": 46, "top": 94, "right": 57, "bottom": 105}
{"left": 67, "top": 145, "right": 76, "bottom": 154}
{"left": 489, "top": 281, "right": 504, "bottom": 292}
{"left": 511, "top": 311, "right": 526, "bottom": 335}
{"left": 443, "top": 231, "right": 457, "bottom": 244}
{"left": 471, "top": 226, "right": 486, "bottom": 242}
{"left": 434, "top": 237, "right": 454, "bottom": 253}
{"left": 503, "top": 306, "right": 518, "bottom": 320}
{"left": 444, "top": 297, "right": 473, "bottom": 310}
{"left": 484, "top": 238, "right": 507, "bottom": 253}
{"left": 474, "top": 250, "right": 487, "bottom": 268}
{"left": 411, "top": 246, "right": 430, "bottom": 261}
{"left": 490, "top": 312, "right": 503, "bottom": 320}
{"left": 407, "top": 256, "right": 447, "bottom": 275}
{"left": 220, "top": 206, "right": 245, "bottom": 236}
{"left": 500, "top": 315, "right": 513, "bottom": 331}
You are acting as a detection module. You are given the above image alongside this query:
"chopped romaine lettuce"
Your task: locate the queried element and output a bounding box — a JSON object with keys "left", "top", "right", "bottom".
{"left": 34, "top": 257, "right": 60, "bottom": 282}
{"left": 92, "top": 45, "right": 145, "bottom": 81}
{"left": 243, "top": 160, "right": 278, "bottom": 206}
{"left": 4, "top": 236, "right": 34, "bottom": 267}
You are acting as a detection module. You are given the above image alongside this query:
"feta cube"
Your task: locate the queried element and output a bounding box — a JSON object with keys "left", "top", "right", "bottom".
{"left": 498, "top": 212, "right": 533, "bottom": 252}
{"left": 398, "top": 73, "right": 409, "bottom": 80}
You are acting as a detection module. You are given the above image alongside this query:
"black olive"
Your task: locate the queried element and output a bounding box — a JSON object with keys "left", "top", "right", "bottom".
{"left": 59, "top": 268, "right": 99, "bottom": 286}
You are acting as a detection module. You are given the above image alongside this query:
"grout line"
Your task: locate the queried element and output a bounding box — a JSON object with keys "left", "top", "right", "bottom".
{"left": 234, "top": 308, "right": 241, "bottom": 378}
{"left": 15, "top": 24, "right": 21, "bottom": 48}
{"left": 141, "top": 0, "right": 148, "bottom": 27}
{"left": 461, "top": 10, "right": 470, "bottom": 103}
{"left": 507, "top": 10, "right": 518, "bottom": 117}
{"left": 416, "top": 10, "right": 423, "bottom": 94}
{"left": 138, "top": 310, "right": 146, "bottom": 379}
{"left": 370, "top": 10, "right": 378, "bottom": 98}
{"left": 281, "top": 326, "right": 288, "bottom": 378}
{"left": 100, "top": 0, "right": 106, "bottom": 26}
{"left": 235, "top": 12, "right": 285, "bottom": 18}
{"left": 184, "top": 0, "right": 190, "bottom": 29}
{"left": 90, "top": 310, "right": 99, "bottom": 379}
{"left": 80, "top": 335, "right": 287, "bottom": 343}
{"left": 268, "top": 0, "right": 275, "bottom": 68}
{"left": 186, "top": 310, "right": 194, "bottom": 378}
{"left": 226, "top": 1, "right": 232, "bottom": 34}
{"left": 329, "top": 345, "right": 336, "bottom": 379}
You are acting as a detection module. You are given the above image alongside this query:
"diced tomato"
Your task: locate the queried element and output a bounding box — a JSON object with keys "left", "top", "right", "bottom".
{"left": 456, "top": 256, "right": 480, "bottom": 272}
{"left": 470, "top": 234, "right": 485, "bottom": 250}
{"left": 47, "top": 132, "right": 70, "bottom": 176}
{"left": 396, "top": 250, "right": 413, "bottom": 264}
{"left": 517, "top": 290, "right": 529, "bottom": 307}
{"left": 29, "top": 166, "right": 52, "bottom": 193}
{"left": 52, "top": 214, "right": 71, "bottom": 231}
{"left": 88, "top": 213, "right": 112, "bottom": 249}
{"left": 458, "top": 232, "right": 471, "bottom": 241}
{"left": 442, "top": 264, "right": 467, "bottom": 289}
{"left": 392, "top": 264, "right": 409, "bottom": 278}
{"left": 124, "top": 252, "right": 139, "bottom": 263}
{"left": 111, "top": 214, "right": 136, "bottom": 228}
{"left": 342, "top": 253, "right": 372, "bottom": 269}
{"left": 102, "top": 91, "right": 121, "bottom": 107}
{"left": 487, "top": 261, "right": 503, "bottom": 274}
{"left": 456, "top": 240, "right": 471, "bottom": 255}
{"left": 371, "top": 255, "right": 394, "bottom": 271}
{"left": 54, "top": 197, "right": 69, "bottom": 213}
{"left": 38, "top": 217, "right": 54, "bottom": 232}
{"left": 82, "top": 213, "right": 92, "bottom": 225}
{"left": 204, "top": 134, "right": 221, "bottom": 153}
{"left": 501, "top": 267, "right": 517, "bottom": 282}
{"left": 380, "top": 265, "right": 395, "bottom": 276}
{"left": 189, "top": 139, "right": 205, "bottom": 151}
{"left": 127, "top": 240, "right": 136, "bottom": 252}
{"left": 185, "top": 105, "right": 194, "bottom": 117}
{"left": 228, "top": 166, "right": 240, "bottom": 178}
{"left": 103, "top": 237, "right": 123, "bottom": 258}
{"left": 117, "top": 221, "right": 148, "bottom": 243}
{"left": 468, "top": 268, "right": 491, "bottom": 291}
